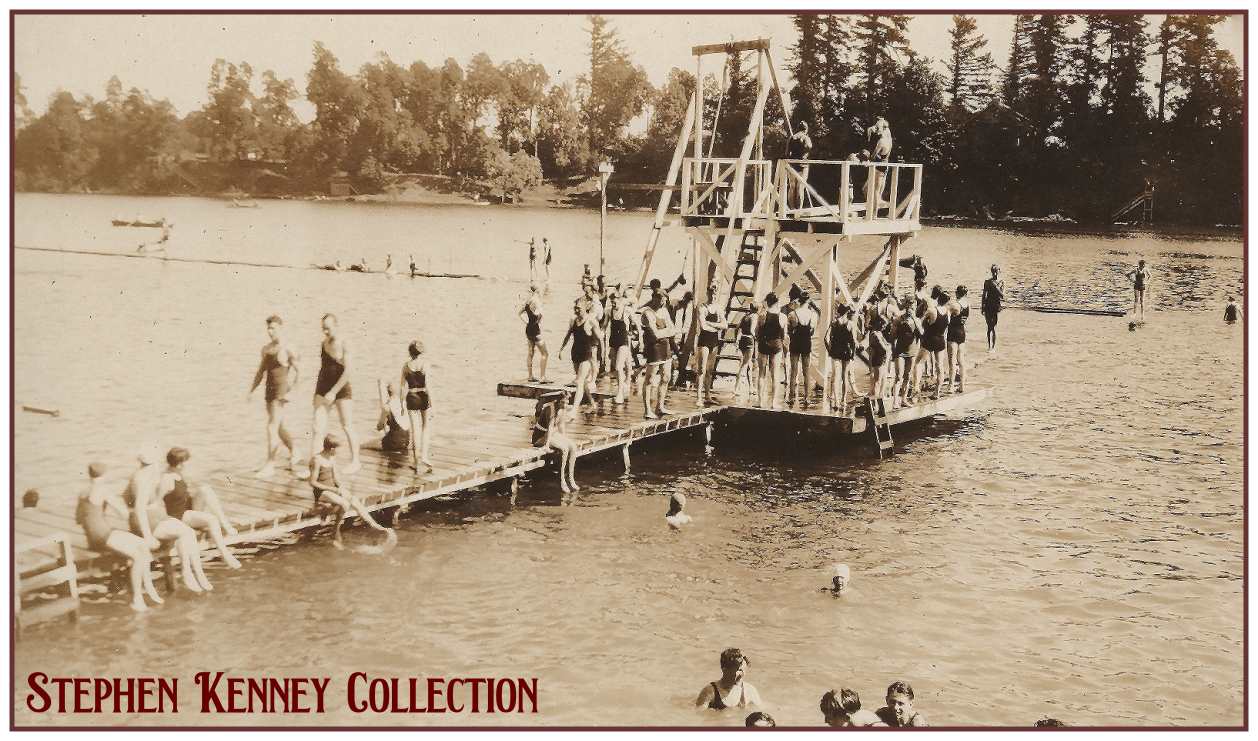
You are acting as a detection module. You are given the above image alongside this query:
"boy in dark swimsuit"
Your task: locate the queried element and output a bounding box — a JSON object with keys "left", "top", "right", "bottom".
{"left": 309, "top": 313, "right": 362, "bottom": 475}
{"left": 309, "top": 434, "right": 395, "bottom": 546}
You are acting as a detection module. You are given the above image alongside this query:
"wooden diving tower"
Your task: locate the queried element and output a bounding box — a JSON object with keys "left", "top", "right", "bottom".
{"left": 634, "top": 37, "right": 924, "bottom": 389}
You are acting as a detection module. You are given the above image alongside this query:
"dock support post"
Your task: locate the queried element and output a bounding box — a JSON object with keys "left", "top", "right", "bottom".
{"left": 622, "top": 443, "right": 631, "bottom": 474}
{"left": 704, "top": 422, "right": 713, "bottom": 446}
{"left": 509, "top": 475, "right": 520, "bottom": 507}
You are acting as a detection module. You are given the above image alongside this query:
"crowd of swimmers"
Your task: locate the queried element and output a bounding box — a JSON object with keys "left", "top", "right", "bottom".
{"left": 314, "top": 253, "right": 431, "bottom": 278}
{"left": 520, "top": 255, "right": 997, "bottom": 426}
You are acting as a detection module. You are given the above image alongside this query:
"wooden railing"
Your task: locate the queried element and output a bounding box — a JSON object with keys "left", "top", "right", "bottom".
{"left": 680, "top": 157, "right": 774, "bottom": 219}
{"left": 776, "top": 159, "right": 923, "bottom": 224}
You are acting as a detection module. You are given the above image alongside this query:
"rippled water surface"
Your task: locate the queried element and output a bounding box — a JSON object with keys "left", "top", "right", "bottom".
{"left": 12, "top": 193, "right": 1245, "bottom": 727}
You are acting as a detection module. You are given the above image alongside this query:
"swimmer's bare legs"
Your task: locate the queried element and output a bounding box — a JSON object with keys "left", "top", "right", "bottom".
{"left": 657, "top": 358, "right": 673, "bottom": 415}
{"left": 643, "top": 364, "right": 659, "bottom": 419}
{"left": 182, "top": 509, "right": 241, "bottom": 569}
{"left": 333, "top": 398, "right": 362, "bottom": 472}
{"left": 105, "top": 531, "right": 158, "bottom": 611}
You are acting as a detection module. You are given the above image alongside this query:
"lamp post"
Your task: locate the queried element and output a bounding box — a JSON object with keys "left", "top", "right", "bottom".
{"left": 598, "top": 161, "right": 615, "bottom": 277}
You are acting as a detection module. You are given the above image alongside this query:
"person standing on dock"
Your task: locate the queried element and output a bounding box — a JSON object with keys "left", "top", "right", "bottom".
{"left": 641, "top": 289, "right": 678, "bottom": 419}
{"left": 695, "top": 648, "right": 762, "bottom": 711}
{"left": 609, "top": 287, "right": 635, "bottom": 404}
{"left": 733, "top": 299, "right": 759, "bottom": 402}
{"left": 891, "top": 295, "right": 922, "bottom": 407}
{"left": 981, "top": 264, "right": 1005, "bottom": 351}
{"left": 561, "top": 300, "right": 602, "bottom": 419}
{"left": 755, "top": 292, "right": 787, "bottom": 409}
{"left": 945, "top": 285, "right": 970, "bottom": 394}
{"left": 532, "top": 394, "right": 579, "bottom": 493}
{"left": 77, "top": 462, "right": 163, "bottom": 611}
{"left": 543, "top": 237, "right": 553, "bottom": 285}
{"left": 409, "top": 254, "right": 419, "bottom": 278}
{"left": 694, "top": 282, "right": 726, "bottom": 407}
{"left": 310, "top": 313, "right": 362, "bottom": 475}
{"left": 400, "top": 340, "right": 435, "bottom": 474}
{"left": 308, "top": 434, "right": 396, "bottom": 546}
{"left": 1127, "top": 259, "right": 1151, "bottom": 321}
{"left": 520, "top": 285, "right": 549, "bottom": 382}
{"left": 526, "top": 238, "right": 537, "bottom": 284}
{"left": 917, "top": 291, "right": 951, "bottom": 400}
{"left": 786, "top": 289, "right": 818, "bottom": 409}
{"left": 249, "top": 315, "right": 301, "bottom": 478}
{"left": 824, "top": 303, "right": 857, "bottom": 414}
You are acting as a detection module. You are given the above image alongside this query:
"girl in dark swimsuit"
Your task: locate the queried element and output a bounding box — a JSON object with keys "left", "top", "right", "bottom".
{"left": 159, "top": 447, "right": 241, "bottom": 569}
{"left": 125, "top": 446, "right": 212, "bottom": 593}
{"left": 862, "top": 315, "right": 890, "bottom": 401}
{"left": 946, "top": 285, "right": 970, "bottom": 394}
{"left": 308, "top": 434, "right": 395, "bottom": 547}
{"left": 695, "top": 284, "right": 726, "bottom": 406}
{"left": 518, "top": 285, "right": 549, "bottom": 382}
{"left": 695, "top": 648, "right": 762, "bottom": 710}
{"left": 609, "top": 290, "right": 634, "bottom": 404}
{"left": 78, "top": 462, "right": 162, "bottom": 611}
{"left": 562, "top": 303, "right": 602, "bottom": 420}
{"left": 892, "top": 296, "right": 922, "bottom": 406}
{"left": 755, "top": 293, "right": 786, "bottom": 409}
{"left": 309, "top": 313, "right": 362, "bottom": 475}
{"left": 733, "top": 300, "right": 759, "bottom": 401}
{"left": 915, "top": 294, "right": 951, "bottom": 400}
{"left": 400, "top": 340, "right": 434, "bottom": 474}
{"left": 824, "top": 303, "right": 858, "bottom": 414}
{"left": 249, "top": 315, "right": 300, "bottom": 478}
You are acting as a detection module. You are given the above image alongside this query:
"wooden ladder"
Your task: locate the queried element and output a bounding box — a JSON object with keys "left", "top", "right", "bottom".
{"left": 865, "top": 397, "right": 895, "bottom": 458}
{"left": 713, "top": 230, "right": 765, "bottom": 378}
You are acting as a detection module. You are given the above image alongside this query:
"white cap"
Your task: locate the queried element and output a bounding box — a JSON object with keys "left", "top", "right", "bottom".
{"left": 137, "top": 442, "right": 161, "bottom": 466}
{"left": 832, "top": 563, "right": 851, "bottom": 579}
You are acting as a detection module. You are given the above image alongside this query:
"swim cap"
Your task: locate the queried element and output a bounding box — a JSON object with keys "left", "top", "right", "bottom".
{"left": 137, "top": 443, "right": 161, "bottom": 466}
{"left": 832, "top": 563, "right": 851, "bottom": 579}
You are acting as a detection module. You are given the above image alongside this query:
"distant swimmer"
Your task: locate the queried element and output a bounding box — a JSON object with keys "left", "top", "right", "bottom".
{"left": 315, "top": 260, "right": 346, "bottom": 272}
{"left": 695, "top": 648, "right": 762, "bottom": 711}
{"left": 399, "top": 340, "right": 434, "bottom": 474}
{"left": 820, "top": 688, "right": 880, "bottom": 727}
{"left": 520, "top": 284, "right": 550, "bottom": 381}
{"left": 248, "top": 314, "right": 301, "bottom": 477}
{"left": 308, "top": 434, "right": 395, "bottom": 547}
{"left": 543, "top": 237, "right": 553, "bottom": 283}
{"left": 981, "top": 264, "right": 1005, "bottom": 351}
{"left": 409, "top": 254, "right": 419, "bottom": 278}
{"left": 1126, "top": 259, "right": 1151, "bottom": 321}
{"left": 745, "top": 712, "right": 776, "bottom": 727}
{"left": 822, "top": 563, "right": 851, "bottom": 597}
{"left": 875, "top": 681, "right": 928, "bottom": 727}
{"left": 1035, "top": 718, "right": 1068, "bottom": 727}
{"left": 1224, "top": 296, "right": 1241, "bottom": 324}
{"left": 309, "top": 313, "right": 362, "bottom": 475}
{"left": 137, "top": 221, "right": 173, "bottom": 253}
{"left": 532, "top": 393, "right": 579, "bottom": 493}
{"left": 665, "top": 491, "right": 692, "bottom": 529}
{"left": 383, "top": 254, "right": 395, "bottom": 277}
{"left": 349, "top": 257, "right": 370, "bottom": 273}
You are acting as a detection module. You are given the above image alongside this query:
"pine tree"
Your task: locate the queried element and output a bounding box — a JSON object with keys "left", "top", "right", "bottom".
{"left": 788, "top": 14, "right": 825, "bottom": 134}
{"left": 853, "top": 14, "right": 910, "bottom": 121}
{"left": 946, "top": 14, "right": 994, "bottom": 112}
{"left": 1001, "top": 14, "right": 1035, "bottom": 110}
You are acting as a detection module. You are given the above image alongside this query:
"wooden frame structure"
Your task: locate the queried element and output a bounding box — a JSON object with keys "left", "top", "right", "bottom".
{"left": 633, "top": 37, "right": 925, "bottom": 388}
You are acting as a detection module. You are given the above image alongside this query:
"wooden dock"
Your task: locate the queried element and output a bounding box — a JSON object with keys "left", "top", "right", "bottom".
{"left": 14, "top": 378, "right": 991, "bottom": 629}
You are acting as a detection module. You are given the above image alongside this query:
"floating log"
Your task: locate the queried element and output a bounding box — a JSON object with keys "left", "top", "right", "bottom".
{"left": 1011, "top": 305, "right": 1127, "bottom": 317}
{"left": 21, "top": 405, "right": 60, "bottom": 417}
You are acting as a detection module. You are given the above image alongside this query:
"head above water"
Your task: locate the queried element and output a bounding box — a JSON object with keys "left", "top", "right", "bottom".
{"left": 719, "top": 648, "right": 749, "bottom": 680}
{"left": 885, "top": 681, "right": 915, "bottom": 725}
{"left": 745, "top": 712, "right": 776, "bottom": 727}
{"left": 22, "top": 488, "right": 39, "bottom": 508}
{"left": 88, "top": 462, "right": 108, "bottom": 480}
{"left": 820, "top": 688, "right": 861, "bottom": 725}
{"left": 991, "top": 264, "right": 1000, "bottom": 276}
{"left": 831, "top": 563, "right": 851, "bottom": 594}
{"left": 667, "top": 491, "right": 686, "bottom": 517}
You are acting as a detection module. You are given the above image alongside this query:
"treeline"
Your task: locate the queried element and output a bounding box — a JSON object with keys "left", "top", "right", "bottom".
{"left": 14, "top": 14, "right": 1243, "bottom": 224}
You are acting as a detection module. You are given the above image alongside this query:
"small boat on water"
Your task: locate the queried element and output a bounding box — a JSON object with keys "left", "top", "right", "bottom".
{"left": 229, "top": 198, "right": 260, "bottom": 209}
{"left": 111, "top": 218, "right": 166, "bottom": 228}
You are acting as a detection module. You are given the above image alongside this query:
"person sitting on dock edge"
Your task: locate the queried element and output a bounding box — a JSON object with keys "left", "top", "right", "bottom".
{"left": 309, "top": 434, "right": 396, "bottom": 547}
{"left": 876, "top": 681, "right": 928, "bottom": 727}
{"left": 125, "top": 444, "right": 214, "bottom": 593}
{"left": 696, "top": 647, "right": 761, "bottom": 711}
{"left": 159, "top": 447, "right": 242, "bottom": 569}
{"left": 532, "top": 393, "right": 579, "bottom": 493}
{"left": 77, "top": 462, "right": 163, "bottom": 611}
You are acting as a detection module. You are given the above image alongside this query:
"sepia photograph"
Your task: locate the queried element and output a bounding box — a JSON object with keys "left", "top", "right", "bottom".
{"left": 8, "top": 5, "right": 1247, "bottom": 730}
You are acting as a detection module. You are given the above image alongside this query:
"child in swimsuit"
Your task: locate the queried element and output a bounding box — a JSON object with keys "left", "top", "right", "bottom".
{"left": 77, "top": 462, "right": 163, "bottom": 611}
{"left": 308, "top": 434, "right": 395, "bottom": 546}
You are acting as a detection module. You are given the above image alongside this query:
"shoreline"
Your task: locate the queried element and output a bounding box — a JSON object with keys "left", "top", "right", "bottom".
{"left": 15, "top": 188, "right": 1243, "bottom": 240}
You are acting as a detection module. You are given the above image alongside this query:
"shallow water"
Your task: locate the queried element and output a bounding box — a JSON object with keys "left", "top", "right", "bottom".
{"left": 12, "top": 193, "right": 1245, "bottom": 727}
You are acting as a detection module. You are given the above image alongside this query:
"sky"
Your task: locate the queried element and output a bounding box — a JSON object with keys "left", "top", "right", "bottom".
{"left": 14, "top": 12, "right": 1246, "bottom": 121}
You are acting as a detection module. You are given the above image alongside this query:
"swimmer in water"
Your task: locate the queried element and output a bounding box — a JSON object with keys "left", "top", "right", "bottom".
{"left": 76, "top": 462, "right": 162, "bottom": 611}
{"left": 531, "top": 393, "right": 578, "bottom": 493}
{"left": 409, "top": 254, "right": 419, "bottom": 278}
{"left": 399, "top": 340, "right": 434, "bottom": 474}
{"left": 695, "top": 648, "right": 762, "bottom": 711}
{"left": 665, "top": 491, "right": 692, "bottom": 529}
{"left": 383, "top": 254, "right": 395, "bottom": 277}
{"left": 1127, "top": 259, "right": 1151, "bottom": 321}
{"left": 1224, "top": 296, "right": 1241, "bottom": 324}
{"left": 308, "top": 434, "right": 394, "bottom": 546}
{"left": 820, "top": 688, "right": 880, "bottom": 727}
{"left": 309, "top": 313, "right": 362, "bottom": 475}
{"left": 248, "top": 314, "right": 301, "bottom": 477}
{"left": 745, "top": 712, "right": 776, "bottom": 727}
{"left": 875, "top": 681, "right": 928, "bottom": 727}
{"left": 824, "top": 563, "right": 851, "bottom": 597}
{"left": 519, "top": 284, "right": 549, "bottom": 382}
{"left": 158, "top": 447, "right": 241, "bottom": 569}
{"left": 349, "top": 257, "right": 369, "bottom": 273}
{"left": 136, "top": 222, "right": 172, "bottom": 253}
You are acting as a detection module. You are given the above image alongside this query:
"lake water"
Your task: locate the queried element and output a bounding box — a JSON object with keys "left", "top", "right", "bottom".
{"left": 12, "top": 193, "right": 1245, "bottom": 727}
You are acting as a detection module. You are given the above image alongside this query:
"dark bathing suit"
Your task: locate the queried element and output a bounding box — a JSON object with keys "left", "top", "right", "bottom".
{"left": 1134, "top": 271, "right": 1147, "bottom": 291}
{"left": 948, "top": 304, "right": 969, "bottom": 344}
{"left": 738, "top": 314, "right": 755, "bottom": 352}
{"left": 315, "top": 345, "right": 352, "bottom": 400}
{"left": 698, "top": 306, "right": 721, "bottom": 351}
{"left": 758, "top": 312, "right": 784, "bottom": 356}
{"left": 311, "top": 459, "right": 336, "bottom": 504}
{"left": 532, "top": 404, "right": 555, "bottom": 447}
{"left": 790, "top": 311, "right": 815, "bottom": 355}
{"left": 77, "top": 496, "right": 118, "bottom": 552}
{"left": 261, "top": 345, "right": 290, "bottom": 403}
{"left": 922, "top": 309, "right": 949, "bottom": 353}
{"left": 1225, "top": 304, "right": 1239, "bottom": 323}
{"left": 643, "top": 310, "right": 670, "bottom": 364}
{"left": 571, "top": 321, "right": 594, "bottom": 371}
{"left": 403, "top": 366, "right": 430, "bottom": 412}
{"left": 610, "top": 314, "right": 630, "bottom": 349}
{"left": 868, "top": 331, "right": 888, "bottom": 368}
{"left": 163, "top": 475, "right": 193, "bottom": 520}
{"left": 828, "top": 321, "right": 855, "bottom": 361}
{"left": 707, "top": 682, "right": 734, "bottom": 710}
{"left": 893, "top": 319, "right": 919, "bottom": 360}
{"left": 124, "top": 487, "right": 171, "bottom": 538}
{"left": 983, "top": 279, "right": 1002, "bottom": 327}
{"left": 524, "top": 303, "right": 542, "bottom": 341}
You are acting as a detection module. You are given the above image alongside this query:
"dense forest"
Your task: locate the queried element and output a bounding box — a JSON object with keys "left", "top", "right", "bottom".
{"left": 13, "top": 14, "right": 1243, "bottom": 225}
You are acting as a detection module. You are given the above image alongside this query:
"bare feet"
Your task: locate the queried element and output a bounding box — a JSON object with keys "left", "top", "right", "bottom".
{"left": 183, "top": 573, "right": 203, "bottom": 593}
{"left": 255, "top": 462, "right": 276, "bottom": 479}
{"left": 196, "top": 572, "right": 214, "bottom": 591}
{"left": 644, "top": 411, "right": 658, "bottom": 420}
{"left": 344, "top": 459, "right": 362, "bottom": 475}
{"left": 224, "top": 555, "right": 243, "bottom": 570}
{"left": 560, "top": 479, "right": 572, "bottom": 494}
{"left": 130, "top": 598, "right": 149, "bottom": 612}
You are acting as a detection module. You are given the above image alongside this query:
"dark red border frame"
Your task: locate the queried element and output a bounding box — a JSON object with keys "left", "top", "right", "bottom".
{"left": 7, "top": 5, "right": 1247, "bottom": 729}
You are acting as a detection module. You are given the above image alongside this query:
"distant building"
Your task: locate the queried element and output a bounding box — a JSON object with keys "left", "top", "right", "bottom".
{"left": 329, "top": 171, "right": 352, "bottom": 197}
